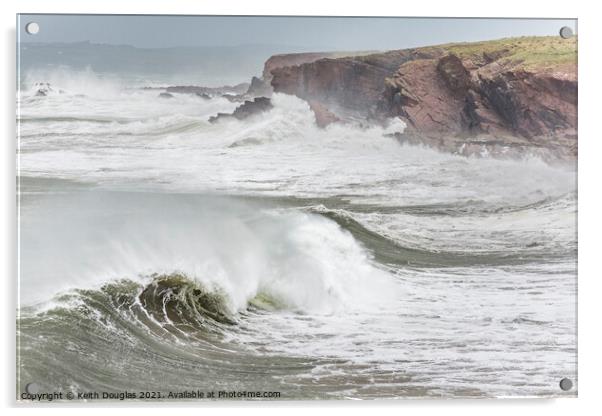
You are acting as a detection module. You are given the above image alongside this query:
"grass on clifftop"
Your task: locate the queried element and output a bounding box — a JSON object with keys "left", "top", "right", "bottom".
{"left": 442, "top": 36, "right": 577, "bottom": 71}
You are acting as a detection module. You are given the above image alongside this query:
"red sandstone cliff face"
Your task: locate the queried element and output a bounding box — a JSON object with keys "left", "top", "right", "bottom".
{"left": 270, "top": 50, "right": 436, "bottom": 115}
{"left": 381, "top": 55, "right": 577, "bottom": 141}
{"left": 262, "top": 51, "right": 372, "bottom": 81}
{"left": 269, "top": 37, "right": 577, "bottom": 160}
{"left": 228, "top": 51, "right": 373, "bottom": 102}
{"left": 263, "top": 53, "right": 339, "bottom": 80}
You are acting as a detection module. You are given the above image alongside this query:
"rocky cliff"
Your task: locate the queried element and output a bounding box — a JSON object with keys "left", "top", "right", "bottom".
{"left": 269, "top": 36, "right": 577, "bottom": 161}
{"left": 262, "top": 51, "right": 375, "bottom": 81}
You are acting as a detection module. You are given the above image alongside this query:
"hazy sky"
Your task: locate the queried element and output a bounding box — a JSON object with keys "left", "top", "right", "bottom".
{"left": 18, "top": 15, "right": 576, "bottom": 50}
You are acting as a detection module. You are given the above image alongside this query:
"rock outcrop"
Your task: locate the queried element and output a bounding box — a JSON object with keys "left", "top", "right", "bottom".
{"left": 262, "top": 51, "right": 373, "bottom": 81}
{"left": 223, "top": 52, "right": 377, "bottom": 103}
{"left": 208, "top": 97, "right": 273, "bottom": 123}
{"left": 245, "top": 76, "right": 273, "bottom": 98}
{"left": 166, "top": 83, "right": 250, "bottom": 97}
{"left": 34, "top": 82, "right": 53, "bottom": 97}
{"left": 308, "top": 100, "right": 340, "bottom": 128}
{"left": 271, "top": 50, "right": 421, "bottom": 116}
{"left": 33, "top": 82, "right": 64, "bottom": 97}
{"left": 269, "top": 36, "right": 577, "bottom": 160}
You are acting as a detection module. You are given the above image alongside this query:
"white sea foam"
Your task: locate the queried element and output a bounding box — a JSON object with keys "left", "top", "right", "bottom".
{"left": 18, "top": 85, "right": 575, "bottom": 207}
{"left": 17, "top": 70, "right": 577, "bottom": 397}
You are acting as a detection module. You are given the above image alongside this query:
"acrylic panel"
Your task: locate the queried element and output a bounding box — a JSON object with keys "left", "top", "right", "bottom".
{"left": 16, "top": 14, "right": 577, "bottom": 401}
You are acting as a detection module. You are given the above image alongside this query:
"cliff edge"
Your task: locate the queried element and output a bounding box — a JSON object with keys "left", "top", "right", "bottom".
{"left": 269, "top": 36, "right": 577, "bottom": 161}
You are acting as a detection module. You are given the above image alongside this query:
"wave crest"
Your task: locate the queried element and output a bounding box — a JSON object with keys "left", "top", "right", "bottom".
{"left": 138, "top": 273, "right": 236, "bottom": 326}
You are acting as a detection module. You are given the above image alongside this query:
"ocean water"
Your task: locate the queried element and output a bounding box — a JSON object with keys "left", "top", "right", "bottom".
{"left": 17, "top": 69, "right": 577, "bottom": 399}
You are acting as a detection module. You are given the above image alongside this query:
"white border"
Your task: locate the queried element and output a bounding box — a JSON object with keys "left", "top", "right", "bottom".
{"left": 2, "top": 1, "right": 601, "bottom": 415}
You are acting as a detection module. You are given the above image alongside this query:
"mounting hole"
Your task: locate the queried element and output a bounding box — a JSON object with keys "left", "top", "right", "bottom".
{"left": 559, "top": 378, "right": 573, "bottom": 391}
{"left": 25, "top": 22, "right": 40, "bottom": 35}
{"left": 25, "top": 382, "right": 41, "bottom": 394}
{"left": 559, "top": 26, "right": 573, "bottom": 39}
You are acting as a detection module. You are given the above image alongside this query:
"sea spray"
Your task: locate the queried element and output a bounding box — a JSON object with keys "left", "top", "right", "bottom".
{"left": 20, "top": 192, "right": 401, "bottom": 313}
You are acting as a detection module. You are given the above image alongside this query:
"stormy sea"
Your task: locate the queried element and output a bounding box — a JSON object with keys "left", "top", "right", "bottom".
{"left": 17, "top": 49, "right": 576, "bottom": 399}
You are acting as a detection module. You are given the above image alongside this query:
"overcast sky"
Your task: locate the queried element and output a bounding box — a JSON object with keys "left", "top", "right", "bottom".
{"left": 18, "top": 15, "right": 576, "bottom": 50}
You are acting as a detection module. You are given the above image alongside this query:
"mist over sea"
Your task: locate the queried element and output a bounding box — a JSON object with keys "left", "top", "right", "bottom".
{"left": 17, "top": 44, "right": 577, "bottom": 399}
{"left": 18, "top": 42, "right": 340, "bottom": 87}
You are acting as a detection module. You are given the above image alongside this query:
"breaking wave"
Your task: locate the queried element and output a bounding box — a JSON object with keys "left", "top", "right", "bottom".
{"left": 19, "top": 192, "right": 401, "bottom": 313}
